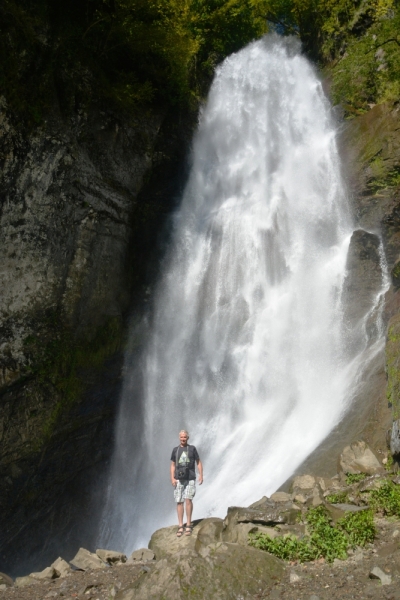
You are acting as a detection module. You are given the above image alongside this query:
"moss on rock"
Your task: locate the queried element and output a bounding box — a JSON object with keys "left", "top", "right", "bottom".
{"left": 23, "top": 313, "right": 124, "bottom": 449}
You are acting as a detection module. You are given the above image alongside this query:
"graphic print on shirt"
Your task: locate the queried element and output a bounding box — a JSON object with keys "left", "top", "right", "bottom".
{"left": 178, "top": 449, "right": 190, "bottom": 466}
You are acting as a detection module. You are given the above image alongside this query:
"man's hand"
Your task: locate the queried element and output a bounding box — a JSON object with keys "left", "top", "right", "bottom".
{"left": 171, "top": 478, "right": 178, "bottom": 487}
{"left": 198, "top": 476, "right": 203, "bottom": 485}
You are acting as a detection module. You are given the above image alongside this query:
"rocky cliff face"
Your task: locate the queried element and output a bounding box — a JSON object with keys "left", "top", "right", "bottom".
{"left": 341, "top": 103, "right": 400, "bottom": 448}
{"left": 0, "top": 96, "right": 195, "bottom": 573}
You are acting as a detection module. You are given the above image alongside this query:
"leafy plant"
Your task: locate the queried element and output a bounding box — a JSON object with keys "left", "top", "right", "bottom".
{"left": 337, "top": 510, "right": 375, "bottom": 547}
{"left": 250, "top": 504, "right": 377, "bottom": 563}
{"left": 0, "top": 0, "right": 269, "bottom": 124}
{"left": 249, "top": 533, "right": 319, "bottom": 561}
{"left": 331, "top": 6, "right": 400, "bottom": 113}
{"left": 385, "top": 454, "right": 394, "bottom": 472}
{"left": 326, "top": 491, "right": 348, "bottom": 503}
{"left": 251, "top": 506, "right": 347, "bottom": 562}
{"left": 306, "top": 506, "right": 349, "bottom": 562}
{"left": 369, "top": 481, "right": 400, "bottom": 517}
{"left": 346, "top": 473, "right": 367, "bottom": 485}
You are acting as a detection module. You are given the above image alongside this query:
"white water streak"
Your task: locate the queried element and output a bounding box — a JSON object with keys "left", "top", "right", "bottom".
{"left": 99, "top": 35, "right": 385, "bottom": 552}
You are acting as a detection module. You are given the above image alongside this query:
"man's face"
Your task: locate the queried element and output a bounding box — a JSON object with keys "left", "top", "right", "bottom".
{"left": 179, "top": 432, "right": 189, "bottom": 446}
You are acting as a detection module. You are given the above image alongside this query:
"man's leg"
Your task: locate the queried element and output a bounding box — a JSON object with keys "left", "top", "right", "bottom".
{"left": 185, "top": 498, "right": 193, "bottom": 526}
{"left": 177, "top": 502, "right": 184, "bottom": 526}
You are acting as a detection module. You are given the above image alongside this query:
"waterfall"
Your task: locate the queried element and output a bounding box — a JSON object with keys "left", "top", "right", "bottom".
{"left": 99, "top": 35, "right": 384, "bottom": 552}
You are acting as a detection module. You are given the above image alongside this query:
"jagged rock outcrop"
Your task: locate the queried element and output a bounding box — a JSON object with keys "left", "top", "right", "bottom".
{"left": 0, "top": 97, "right": 163, "bottom": 387}
{"left": 117, "top": 543, "right": 284, "bottom": 600}
{"left": 0, "top": 96, "right": 196, "bottom": 574}
{"left": 338, "top": 441, "right": 385, "bottom": 476}
{"left": 342, "top": 229, "right": 383, "bottom": 326}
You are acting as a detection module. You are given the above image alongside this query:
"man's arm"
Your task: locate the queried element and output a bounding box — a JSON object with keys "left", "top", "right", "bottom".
{"left": 196, "top": 459, "right": 203, "bottom": 485}
{"left": 170, "top": 461, "right": 177, "bottom": 487}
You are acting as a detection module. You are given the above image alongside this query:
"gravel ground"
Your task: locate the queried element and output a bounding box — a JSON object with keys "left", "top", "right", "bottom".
{"left": 265, "top": 517, "right": 400, "bottom": 600}
{"left": 0, "top": 563, "right": 144, "bottom": 600}
{"left": 1, "top": 517, "right": 399, "bottom": 600}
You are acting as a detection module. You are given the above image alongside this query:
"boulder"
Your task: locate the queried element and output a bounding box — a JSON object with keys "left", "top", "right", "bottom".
{"left": 341, "top": 230, "right": 383, "bottom": 325}
{"left": 338, "top": 441, "right": 384, "bottom": 475}
{"left": 270, "top": 492, "right": 291, "bottom": 502}
{"left": 358, "top": 476, "right": 386, "bottom": 493}
{"left": 221, "top": 521, "right": 281, "bottom": 546}
{"left": 70, "top": 548, "right": 105, "bottom": 570}
{"left": 290, "top": 476, "right": 320, "bottom": 504}
{"left": 15, "top": 576, "right": 40, "bottom": 588}
{"left": 51, "top": 557, "right": 71, "bottom": 578}
{"left": 0, "top": 573, "right": 13, "bottom": 587}
{"left": 221, "top": 503, "right": 300, "bottom": 546}
{"left": 115, "top": 543, "right": 285, "bottom": 600}
{"left": 293, "top": 493, "right": 309, "bottom": 504}
{"left": 317, "top": 477, "right": 341, "bottom": 491}
{"left": 310, "top": 486, "right": 324, "bottom": 507}
{"left": 248, "top": 495, "right": 270, "bottom": 508}
{"left": 30, "top": 566, "right": 58, "bottom": 580}
{"left": 390, "top": 419, "right": 400, "bottom": 456}
{"left": 194, "top": 518, "right": 223, "bottom": 552}
{"left": 228, "top": 503, "right": 300, "bottom": 527}
{"left": 129, "top": 549, "right": 155, "bottom": 562}
{"left": 252, "top": 525, "right": 281, "bottom": 540}
{"left": 148, "top": 520, "right": 209, "bottom": 559}
{"left": 292, "top": 475, "right": 316, "bottom": 490}
{"left": 369, "top": 566, "right": 392, "bottom": 585}
{"left": 96, "top": 549, "right": 127, "bottom": 565}
{"left": 325, "top": 503, "right": 370, "bottom": 524}
{"left": 221, "top": 522, "right": 257, "bottom": 546}
{"left": 275, "top": 524, "right": 306, "bottom": 539}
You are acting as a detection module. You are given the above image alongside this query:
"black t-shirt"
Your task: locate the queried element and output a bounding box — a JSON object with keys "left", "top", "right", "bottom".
{"left": 171, "top": 445, "right": 200, "bottom": 481}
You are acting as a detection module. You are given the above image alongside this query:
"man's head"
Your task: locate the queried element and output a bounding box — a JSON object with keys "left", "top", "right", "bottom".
{"left": 179, "top": 430, "right": 189, "bottom": 446}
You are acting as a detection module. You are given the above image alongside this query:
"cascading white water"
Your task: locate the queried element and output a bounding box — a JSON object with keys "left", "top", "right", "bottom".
{"left": 99, "top": 35, "right": 384, "bottom": 552}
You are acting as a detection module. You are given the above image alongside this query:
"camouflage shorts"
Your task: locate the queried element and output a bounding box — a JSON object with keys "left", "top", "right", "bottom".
{"left": 174, "top": 480, "right": 196, "bottom": 503}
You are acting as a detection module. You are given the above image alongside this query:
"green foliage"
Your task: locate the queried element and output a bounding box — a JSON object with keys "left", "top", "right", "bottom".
{"left": 251, "top": 506, "right": 347, "bottom": 562}
{"left": 249, "top": 0, "right": 400, "bottom": 112}
{"left": 369, "top": 480, "right": 400, "bottom": 517}
{"left": 346, "top": 473, "right": 367, "bottom": 485}
{"left": 249, "top": 532, "right": 320, "bottom": 561}
{"left": 385, "top": 454, "right": 395, "bottom": 471}
{"left": 327, "top": 2, "right": 400, "bottom": 112}
{"left": 337, "top": 510, "right": 376, "bottom": 547}
{"left": 2, "top": 0, "right": 398, "bottom": 125}
{"left": 326, "top": 491, "right": 348, "bottom": 503}
{"left": 250, "top": 505, "right": 376, "bottom": 563}
{"left": 0, "top": 0, "right": 268, "bottom": 123}
{"left": 306, "top": 506, "right": 349, "bottom": 561}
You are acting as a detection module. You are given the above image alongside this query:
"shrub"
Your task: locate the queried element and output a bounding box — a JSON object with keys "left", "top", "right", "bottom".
{"left": 369, "top": 481, "right": 400, "bottom": 517}
{"left": 346, "top": 473, "right": 367, "bottom": 485}
{"left": 326, "top": 491, "right": 348, "bottom": 503}
{"left": 337, "top": 510, "right": 375, "bottom": 547}
{"left": 250, "top": 504, "right": 376, "bottom": 562}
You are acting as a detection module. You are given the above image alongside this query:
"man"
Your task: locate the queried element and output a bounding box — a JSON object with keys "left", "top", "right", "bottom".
{"left": 170, "top": 430, "right": 203, "bottom": 537}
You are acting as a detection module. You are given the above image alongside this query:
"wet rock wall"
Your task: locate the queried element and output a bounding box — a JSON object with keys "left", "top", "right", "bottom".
{"left": 0, "top": 96, "right": 195, "bottom": 573}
